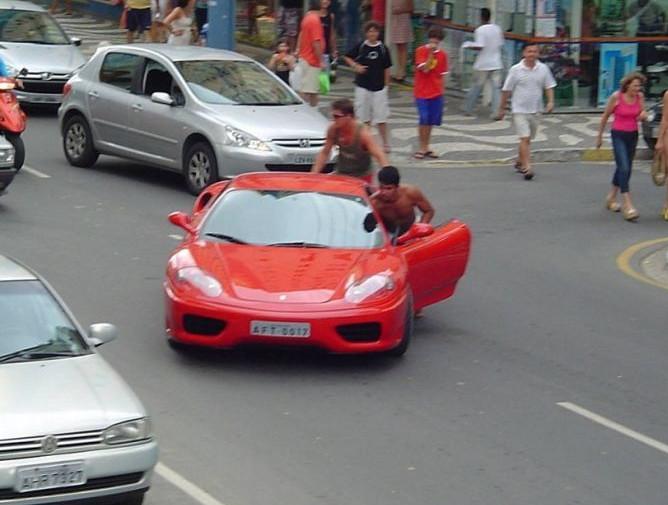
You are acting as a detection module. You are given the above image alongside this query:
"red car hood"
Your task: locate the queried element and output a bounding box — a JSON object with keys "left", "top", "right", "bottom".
{"left": 192, "top": 243, "right": 386, "bottom": 304}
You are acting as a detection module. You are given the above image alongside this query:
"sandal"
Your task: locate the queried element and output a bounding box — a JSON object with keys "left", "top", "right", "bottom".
{"left": 413, "top": 151, "right": 426, "bottom": 159}
{"left": 518, "top": 167, "right": 534, "bottom": 180}
{"left": 514, "top": 161, "right": 523, "bottom": 172}
{"left": 424, "top": 151, "right": 439, "bottom": 159}
{"left": 622, "top": 205, "right": 639, "bottom": 221}
{"left": 605, "top": 197, "right": 621, "bottom": 212}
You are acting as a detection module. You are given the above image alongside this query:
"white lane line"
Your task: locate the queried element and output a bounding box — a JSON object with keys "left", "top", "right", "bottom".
{"left": 168, "top": 234, "right": 184, "bottom": 240}
{"left": 156, "top": 462, "right": 227, "bottom": 505}
{"left": 22, "top": 166, "right": 51, "bottom": 179}
{"left": 557, "top": 402, "right": 668, "bottom": 456}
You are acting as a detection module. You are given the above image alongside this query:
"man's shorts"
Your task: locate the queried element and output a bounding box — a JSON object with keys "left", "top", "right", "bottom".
{"left": 298, "top": 60, "right": 320, "bottom": 95}
{"left": 354, "top": 86, "right": 390, "bottom": 124}
{"left": 415, "top": 96, "right": 444, "bottom": 126}
{"left": 512, "top": 113, "right": 541, "bottom": 140}
{"left": 127, "top": 8, "right": 151, "bottom": 33}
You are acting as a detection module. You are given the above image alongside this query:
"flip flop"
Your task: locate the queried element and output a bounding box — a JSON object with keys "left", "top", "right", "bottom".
{"left": 413, "top": 151, "right": 426, "bottom": 159}
{"left": 518, "top": 167, "right": 534, "bottom": 180}
{"left": 424, "top": 151, "right": 439, "bottom": 159}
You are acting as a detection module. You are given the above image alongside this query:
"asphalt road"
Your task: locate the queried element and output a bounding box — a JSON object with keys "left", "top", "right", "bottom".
{"left": 1, "top": 111, "right": 667, "bottom": 505}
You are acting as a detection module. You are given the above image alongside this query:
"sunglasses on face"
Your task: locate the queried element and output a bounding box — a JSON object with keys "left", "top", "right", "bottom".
{"left": 331, "top": 112, "right": 346, "bottom": 119}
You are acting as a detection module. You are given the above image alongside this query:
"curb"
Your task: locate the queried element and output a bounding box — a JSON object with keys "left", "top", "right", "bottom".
{"left": 417, "top": 148, "right": 653, "bottom": 167}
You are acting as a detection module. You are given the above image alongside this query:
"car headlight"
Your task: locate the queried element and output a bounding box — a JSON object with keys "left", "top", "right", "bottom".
{"left": 345, "top": 273, "right": 396, "bottom": 304}
{"left": 224, "top": 125, "right": 270, "bottom": 151}
{"left": 0, "top": 147, "right": 14, "bottom": 163}
{"left": 174, "top": 266, "right": 223, "bottom": 297}
{"left": 647, "top": 109, "right": 656, "bottom": 123}
{"left": 104, "top": 418, "right": 152, "bottom": 445}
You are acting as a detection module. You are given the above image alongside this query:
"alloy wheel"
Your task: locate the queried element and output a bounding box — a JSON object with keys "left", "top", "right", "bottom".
{"left": 65, "top": 123, "right": 86, "bottom": 160}
{"left": 188, "top": 151, "right": 211, "bottom": 191}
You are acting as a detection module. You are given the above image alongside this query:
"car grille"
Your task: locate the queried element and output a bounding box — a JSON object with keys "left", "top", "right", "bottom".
{"left": 0, "top": 472, "right": 143, "bottom": 499}
{"left": 183, "top": 314, "right": 226, "bottom": 336}
{"left": 266, "top": 163, "right": 335, "bottom": 172}
{"left": 336, "top": 323, "right": 382, "bottom": 343}
{"left": 0, "top": 430, "right": 105, "bottom": 460}
{"left": 271, "top": 138, "right": 326, "bottom": 149}
{"left": 21, "top": 78, "right": 67, "bottom": 95}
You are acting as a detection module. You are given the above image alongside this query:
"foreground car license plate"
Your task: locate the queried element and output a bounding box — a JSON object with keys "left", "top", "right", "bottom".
{"left": 15, "top": 461, "right": 86, "bottom": 493}
{"left": 250, "top": 321, "right": 311, "bottom": 338}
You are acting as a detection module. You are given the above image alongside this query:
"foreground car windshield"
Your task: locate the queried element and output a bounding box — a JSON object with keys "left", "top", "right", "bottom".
{"left": 202, "top": 189, "right": 385, "bottom": 248}
{"left": 175, "top": 60, "right": 301, "bottom": 105}
{"left": 0, "top": 10, "right": 69, "bottom": 44}
{"left": 0, "top": 280, "right": 88, "bottom": 360}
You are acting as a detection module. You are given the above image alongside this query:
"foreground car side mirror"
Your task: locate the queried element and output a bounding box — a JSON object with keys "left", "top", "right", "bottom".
{"left": 396, "top": 223, "right": 434, "bottom": 245}
{"left": 151, "top": 92, "right": 174, "bottom": 106}
{"left": 71, "top": 37, "right": 82, "bottom": 46}
{"left": 168, "top": 211, "right": 195, "bottom": 233}
{"left": 88, "top": 323, "right": 118, "bottom": 347}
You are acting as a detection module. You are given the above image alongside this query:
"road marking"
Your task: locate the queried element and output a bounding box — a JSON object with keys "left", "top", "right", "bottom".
{"left": 168, "top": 234, "right": 183, "bottom": 240}
{"left": 616, "top": 237, "right": 668, "bottom": 292}
{"left": 156, "top": 462, "right": 227, "bottom": 505}
{"left": 557, "top": 402, "right": 668, "bottom": 456}
{"left": 22, "top": 166, "right": 51, "bottom": 178}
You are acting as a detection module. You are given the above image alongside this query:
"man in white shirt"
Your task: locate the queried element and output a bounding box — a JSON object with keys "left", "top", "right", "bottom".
{"left": 497, "top": 43, "right": 556, "bottom": 180}
{"left": 463, "top": 8, "right": 504, "bottom": 118}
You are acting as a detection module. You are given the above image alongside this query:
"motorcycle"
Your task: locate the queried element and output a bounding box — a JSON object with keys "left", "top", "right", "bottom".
{"left": 0, "top": 69, "right": 27, "bottom": 195}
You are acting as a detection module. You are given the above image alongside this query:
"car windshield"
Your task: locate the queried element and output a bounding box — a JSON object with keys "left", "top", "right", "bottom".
{"left": 175, "top": 60, "right": 301, "bottom": 105}
{"left": 201, "top": 189, "right": 386, "bottom": 249}
{"left": 0, "top": 280, "right": 88, "bottom": 362}
{"left": 0, "top": 9, "right": 69, "bottom": 44}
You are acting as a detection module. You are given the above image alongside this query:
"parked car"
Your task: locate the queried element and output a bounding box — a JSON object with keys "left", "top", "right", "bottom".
{"left": 165, "top": 173, "right": 472, "bottom": 355}
{"left": 58, "top": 44, "right": 335, "bottom": 195}
{"left": 0, "top": 0, "right": 85, "bottom": 105}
{"left": 643, "top": 95, "right": 664, "bottom": 150}
{"left": 0, "top": 255, "right": 158, "bottom": 504}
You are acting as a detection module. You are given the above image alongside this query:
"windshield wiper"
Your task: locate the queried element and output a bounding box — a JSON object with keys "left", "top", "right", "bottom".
{"left": 205, "top": 233, "right": 248, "bottom": 244}
{"left": 0, "top": 343, "right": 76, "bottom": 363}
{"left": 268, "top": 241, "right": 329, "bottom": 248}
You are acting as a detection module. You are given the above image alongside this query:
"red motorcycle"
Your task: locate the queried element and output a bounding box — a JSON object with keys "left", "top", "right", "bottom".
{"left": 0, "top": 71, "right": 26, "bottom": 171}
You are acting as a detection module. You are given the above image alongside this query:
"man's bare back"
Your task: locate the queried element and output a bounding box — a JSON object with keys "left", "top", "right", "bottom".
{"left": 372, "top": 184, "right": 434, "bottom": 235}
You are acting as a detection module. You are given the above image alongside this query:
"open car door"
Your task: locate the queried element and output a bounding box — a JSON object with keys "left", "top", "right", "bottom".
{"left": 399, "top": 220, "right": 471, "bottom": 312}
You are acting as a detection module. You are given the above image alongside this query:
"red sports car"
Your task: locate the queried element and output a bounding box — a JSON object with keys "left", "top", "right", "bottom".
{"left": 164, "top": 173, "right": 471, "bottom": 356}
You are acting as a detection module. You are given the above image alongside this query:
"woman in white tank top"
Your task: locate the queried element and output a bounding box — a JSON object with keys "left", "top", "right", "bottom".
{"left": 162, "top": 0, "right": 194, "bottom": 45}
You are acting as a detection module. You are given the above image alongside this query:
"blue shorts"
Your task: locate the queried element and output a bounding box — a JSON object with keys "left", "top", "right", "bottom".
{"left": 127, "top": 8, "right": 151, "bottom": 33}
{"left": 416, "top": 96, "right": 444, "bottom": 126}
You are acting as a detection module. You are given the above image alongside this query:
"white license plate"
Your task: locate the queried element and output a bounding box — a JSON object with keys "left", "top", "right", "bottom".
{"left": 250, "top": 320, "right": 311, "bottom": 338}
{"left": 15, "top": 461, "right": 86, "bottom": 493}
{"left": 292, "top": 155, "right": 315, "bottom": 165}
{"left": 30, "top": 95, "right": 60, "bottom": 103}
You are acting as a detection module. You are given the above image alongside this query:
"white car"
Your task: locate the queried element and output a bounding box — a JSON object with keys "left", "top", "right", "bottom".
{"left": 0, "top": 255, "right": 158, "bottom": 504}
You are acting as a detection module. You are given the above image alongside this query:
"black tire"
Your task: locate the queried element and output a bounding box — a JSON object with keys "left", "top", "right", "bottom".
{"left": 387, "top": 294, "right": 413, "bottom": 357}
{"left": 5, "top": 133, "right": 24, "bottom": 171}
{"left": 63, "top": 115, "right": 99, "bottom": 168}
{"left": 183, "top": 141, "right": 218, "bottom": 195}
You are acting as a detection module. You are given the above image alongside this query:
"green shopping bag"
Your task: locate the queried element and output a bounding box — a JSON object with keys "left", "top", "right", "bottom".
{"left": 319, "top": 71, "right": 330, "bottom": 95}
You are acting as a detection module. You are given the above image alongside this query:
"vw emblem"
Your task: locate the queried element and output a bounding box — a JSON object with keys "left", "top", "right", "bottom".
{"left": 41, "top": 72, "right": 51, "bottom": 80}
{"left": 41, "top": 435, "right": 58, "bottom": 454}
{"left": 298, "top": 138, "right": 310, "bottom": 148}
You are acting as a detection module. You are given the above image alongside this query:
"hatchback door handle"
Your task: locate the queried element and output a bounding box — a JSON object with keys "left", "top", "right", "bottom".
{"left": 88, "top": 91, "right": 99, "bottom": 98}
{"left": 132, "top": 104, "right": 143, "bottom": 111}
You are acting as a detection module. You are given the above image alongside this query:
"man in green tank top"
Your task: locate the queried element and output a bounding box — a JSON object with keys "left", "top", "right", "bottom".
{"left": 311, "top": 98, "right": 390, "bottom": 183}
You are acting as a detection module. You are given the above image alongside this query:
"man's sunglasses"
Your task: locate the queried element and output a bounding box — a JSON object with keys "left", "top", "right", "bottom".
{"left": 331, "top": 112, "right": 347, "bottom": 119}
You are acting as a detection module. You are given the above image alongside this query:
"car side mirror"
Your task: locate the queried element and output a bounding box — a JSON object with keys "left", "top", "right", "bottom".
{"left": 71, "top": 37, "right": 82, "bottom": 46}
{"left": 151, "top": 92, "right": 174, "bottom": 106}
{"left": 396, "top": 223, "right": 434, "bottom": 245}
{"left": 88, "top": 323, "right": 118, "bottom": 347}
{"left": 168, "top": 211, "right": 194, "bottom": 233}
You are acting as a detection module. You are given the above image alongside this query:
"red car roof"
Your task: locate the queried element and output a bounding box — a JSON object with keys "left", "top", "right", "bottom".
{"left": 227, "top": 172, "right": 369, "bottom": 196}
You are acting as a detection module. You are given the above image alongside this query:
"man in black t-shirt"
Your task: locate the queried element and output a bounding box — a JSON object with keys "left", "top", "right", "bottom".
{"left": 344, "top": 20, "right": 392, "bottom": 152}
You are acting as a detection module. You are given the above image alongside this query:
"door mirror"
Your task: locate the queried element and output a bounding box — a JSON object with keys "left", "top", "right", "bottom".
{"left": 168, "top": 211, "right": 194, "bottom": 233}
{"left": 71, "top": 37, "right": 82, "bottom": 46}
{"left": 396, "top": 223, "right": 434, "bottom": 245}
{"left": 151, "top": 92, "right": 174, "bottom": 106}
{"left": 88, "top": 323, "right": 118, "bottom": 347}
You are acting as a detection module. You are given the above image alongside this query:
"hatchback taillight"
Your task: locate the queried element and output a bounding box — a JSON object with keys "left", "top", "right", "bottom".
{"left": 62, "top": 82, "right": 72, "bottom": 97}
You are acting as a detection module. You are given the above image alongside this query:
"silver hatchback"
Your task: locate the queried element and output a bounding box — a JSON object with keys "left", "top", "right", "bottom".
{"left": 58, "top": 44, "right": 333, "bottom": 194}
{"left": 0, "top": 255, "right": 158, "bottom": 504}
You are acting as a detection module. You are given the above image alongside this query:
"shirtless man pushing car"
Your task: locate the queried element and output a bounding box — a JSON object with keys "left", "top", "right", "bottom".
{"left": 371, "top": 165, "right": 434, "bottom": 237}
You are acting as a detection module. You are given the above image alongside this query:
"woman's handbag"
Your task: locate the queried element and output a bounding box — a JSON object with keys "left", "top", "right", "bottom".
{"left": 651, "top": 149, "right": 666, "bottom": 186}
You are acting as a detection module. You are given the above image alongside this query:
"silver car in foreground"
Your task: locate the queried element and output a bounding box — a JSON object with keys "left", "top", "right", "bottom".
{"left": 0, "top": 0, "right": 85, "bottom": 105}
{"left": 58, "top": 44, "right": 334, "bottom": 194}
{"left": 0, "top": 255, "right": 158, "bottom": 504}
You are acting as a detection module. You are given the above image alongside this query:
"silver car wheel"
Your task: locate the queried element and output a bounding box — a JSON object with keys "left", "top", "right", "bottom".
{"left": 65, "top": 123, "right": 86, "bottom": 160}
{"left": 188, "top": 151, "right": 211, "bottom": 191}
